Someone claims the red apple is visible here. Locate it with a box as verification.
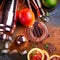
[19,8,35,27]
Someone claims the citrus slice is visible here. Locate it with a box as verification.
[50,55,60,60]
[27,48,44,60]
[43,50,49,60]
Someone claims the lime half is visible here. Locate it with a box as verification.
[42,0,57,8]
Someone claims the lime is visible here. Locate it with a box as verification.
[42,0,57,8]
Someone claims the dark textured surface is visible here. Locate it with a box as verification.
[46,1,60,26]
[0,53,27,60]
[0,0,60,60]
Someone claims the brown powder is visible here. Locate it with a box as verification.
[43,25,60,55]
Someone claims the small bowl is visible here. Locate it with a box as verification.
[26,21,48,43]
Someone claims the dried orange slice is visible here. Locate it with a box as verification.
[27,48,44,60]
[43,50,49,60]
[50,55,60,60]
